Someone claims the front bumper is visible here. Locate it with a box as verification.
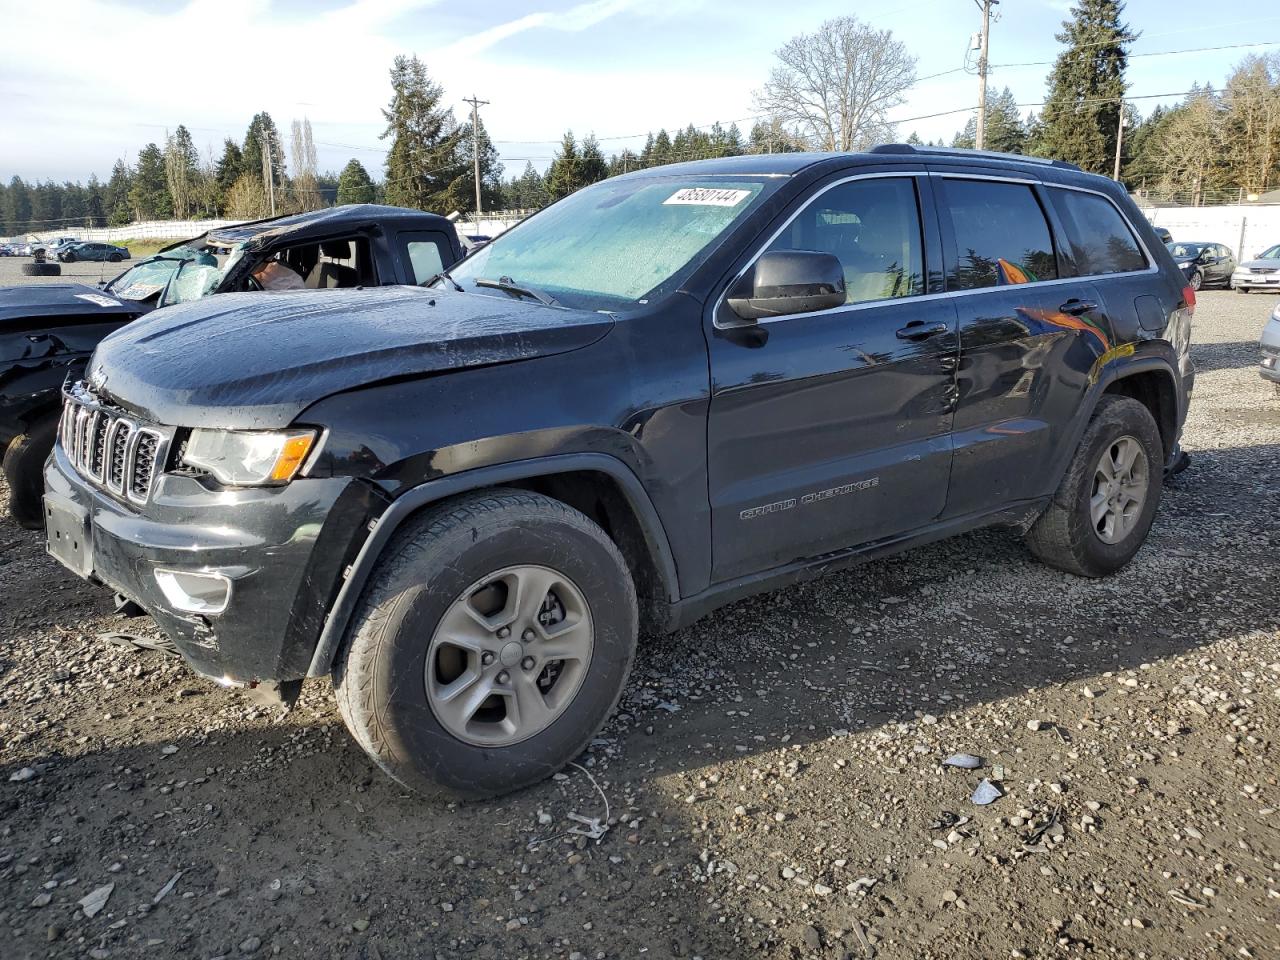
[45,442,378,683]
[1232,273,1280,291]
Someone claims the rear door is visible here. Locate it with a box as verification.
[934,172,1113,517]
[706,171,959,583]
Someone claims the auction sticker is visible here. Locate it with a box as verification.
[664,187,752,207]
[74,293,122,308]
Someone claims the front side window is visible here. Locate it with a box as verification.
[944,179,1058,289]
[764,177,924,304]
[446,176,782,312]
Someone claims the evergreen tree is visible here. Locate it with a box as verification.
[511,161,548,209]
[441,116,504,213]
[579,134,608,186]
[380,54,463,212]
[85,175,106,227]
[31,181,62,231]
[61,181,87,226]
[241,112,286,191]
[1032,0,1136,173]
[164,125,201,219]
[546,131,582,200]
[214,138,243,204]
[105,159,133,226]
[129,143,173,220]
[336,159,377,205]
[953,87,1026,153]
[3,176,32,234]
[905,131,923,145]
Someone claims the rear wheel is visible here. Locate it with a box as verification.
[3,415,59,529]
[334,489,638,799]
[108,253,122,262]
[1026,396,1163,578]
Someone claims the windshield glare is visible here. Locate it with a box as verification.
[1167,243,1204,259]
[107,243,245,304]
[447,177,780,311]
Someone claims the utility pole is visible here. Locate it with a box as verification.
[260,131,275,217]
[463,96,490,219]
[974,0,998,150]
[1113,104,1126,181]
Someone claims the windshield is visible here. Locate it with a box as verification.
[1257,244,1280,260]
[446,176,782,311]
[107,244,244,304]
[1167,243,1204,260]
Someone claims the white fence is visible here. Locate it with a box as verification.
[1137,204,1280,261]
[13,219,244,245]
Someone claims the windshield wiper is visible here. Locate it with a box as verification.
[426,269,464,292]
[475,276,560,307]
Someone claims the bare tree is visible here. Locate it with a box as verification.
[1223,54,1280,197]
[290,118,323,212]
[754,16,916,152]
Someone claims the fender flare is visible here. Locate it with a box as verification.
[1044,354,1183,494]
[306,451,680,677]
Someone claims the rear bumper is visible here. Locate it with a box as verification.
[45,442,380,683]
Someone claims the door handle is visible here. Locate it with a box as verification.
[1059,299,1098,316]
[896,322,949,340]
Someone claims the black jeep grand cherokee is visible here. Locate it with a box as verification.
[45,146,1195,798]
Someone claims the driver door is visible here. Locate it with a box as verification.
[705,173,958,583]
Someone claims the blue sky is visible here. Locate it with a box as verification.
[0,0,1274,185]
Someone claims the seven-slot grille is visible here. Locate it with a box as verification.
[60,393,167,504]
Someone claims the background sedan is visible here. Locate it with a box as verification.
[59,242,129,263]
[1166,241,1236,290]
[1231,243,1280,293]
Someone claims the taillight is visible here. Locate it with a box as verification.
[1182,284,1196,315]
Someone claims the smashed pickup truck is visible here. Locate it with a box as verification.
[1,204,463,527]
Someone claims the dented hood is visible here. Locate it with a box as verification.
[89,285,613,429]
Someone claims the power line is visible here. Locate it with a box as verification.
[993,38,1280,70]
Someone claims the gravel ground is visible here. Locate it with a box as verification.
[1,290,1278,960]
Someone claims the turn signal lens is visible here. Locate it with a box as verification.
[1182,284,1196,315]
[269,433,316,482]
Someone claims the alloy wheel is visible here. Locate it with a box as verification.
[1089,435,1149,544]
[424,564,593,747]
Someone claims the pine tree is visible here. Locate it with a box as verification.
[546,131,582,200]
[31,181,63,231]
[512,162,549,209]
[214,139,243,202]
[164,125,201,219]
[336,159,377,205]
[380,54,463,212]
[129,143,173,220]
[105,159,133,226]
[241,112,286,192]
[3,176,32,234]
[953,87,1026,153]
[1032,0,1136,173]
[441,116,504,213]
[579,134,608,186]
[85,175,106,227]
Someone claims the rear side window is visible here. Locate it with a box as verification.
[765,177,924,304]
[397,231,451,284]
[1049,189,1147,276]
[943,179,1058,289]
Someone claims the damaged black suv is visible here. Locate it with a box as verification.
[45,147,1195,798]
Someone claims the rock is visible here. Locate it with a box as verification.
[30,892,52,908]
[239,935,262,954]
[802,924,822,950]
[160,745,179,755]
[9,766,38,782]
[943,753,982,769]
[812,883,833,896]
[352,919,370,932]
[79,882,114,918]
[1026,720,1047,732]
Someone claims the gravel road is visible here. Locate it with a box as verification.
[1,290,1278,960]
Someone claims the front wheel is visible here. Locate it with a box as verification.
[3,416,60,529]
[1025,396,1163,578]
[334,489,638,799]
[1188,270,1203,291]
[62,251,76,263]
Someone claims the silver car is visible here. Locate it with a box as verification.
[1261,301,1280,392]
[1232,244,1280,293]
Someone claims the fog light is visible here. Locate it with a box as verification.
[154,568,232,615]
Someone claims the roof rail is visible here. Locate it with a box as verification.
[868,143,1083,172]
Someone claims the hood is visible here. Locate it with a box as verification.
[89,285,613,429]
[0,283,147,328]
[1236,258,1280,271]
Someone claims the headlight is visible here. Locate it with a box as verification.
[1177,262,1193,270]
[181,428,316,485]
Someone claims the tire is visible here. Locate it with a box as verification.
[62,251,76,263]
[1025,395,1163,578]
[3,415,59,530]
[1188,270,1203,291]
[334,488,638,799]
[108,253,122,262]
[20,262,60,277]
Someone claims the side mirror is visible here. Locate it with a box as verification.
[726,250,846,322]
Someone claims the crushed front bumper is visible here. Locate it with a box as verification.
[44,442,378,683]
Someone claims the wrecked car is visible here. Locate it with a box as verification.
[2,204,464,526]
[45,146,1193,799]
